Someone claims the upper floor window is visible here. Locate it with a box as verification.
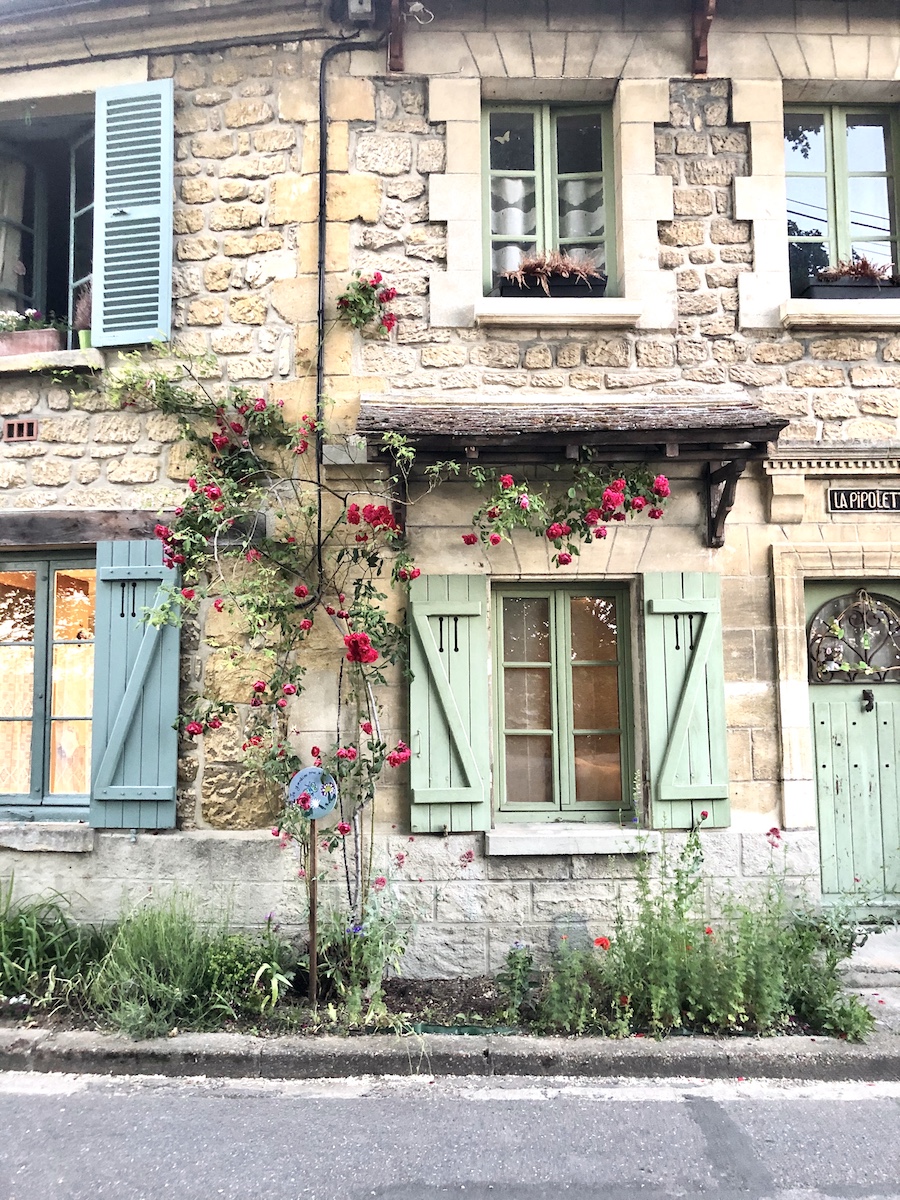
[482,104,614,296]
[0,80,174,347]
[784,106,899,297]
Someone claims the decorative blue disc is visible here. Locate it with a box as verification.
[288,767,338,819]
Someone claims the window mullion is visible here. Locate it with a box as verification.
[30,563,50,801]
[542,106,556,254]
[831,107,850,264]
[554,591,574,811]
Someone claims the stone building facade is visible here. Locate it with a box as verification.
[1,0,899,975]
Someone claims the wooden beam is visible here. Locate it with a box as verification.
[692,0,716,75]
[388,0,404,71]
[707,458,746,549]
[0,510,175,547]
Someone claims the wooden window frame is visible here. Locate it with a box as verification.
[481,102,616,296]
[492,584,634,824]
[785,104,900,288]
[0,551,95,818]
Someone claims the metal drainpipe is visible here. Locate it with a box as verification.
[315,32,388,578]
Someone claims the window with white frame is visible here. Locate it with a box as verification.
[482,104,615,295]
[784,106,900,297]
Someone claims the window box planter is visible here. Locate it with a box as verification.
[800,279,900,301]
[495,274,607,299]
[0,329,65,356]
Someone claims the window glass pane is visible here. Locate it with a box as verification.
[505,734,553,804]
[503,597,550,662]
[73,133,94,213]
[51,644,94,717]
[848,176,892,239]
[574,734,621,804]
[789,241,829,294]
[0,645,34,716]
[846,115,891,174]
[53,569,95,640]
[48,719,91,795]
[72,209,93,287]
[0,571,37,641]
[556,114,603,175]
[504,666,551,730]
[0,722,32,793]
[492,241,537,278]
[850,240,895,269]
[572,664,620,730]
[490,176,537,237]
[489,112,535,172]
[786,176,829,239]
[558,178,605,240]
[784,114,826,173]
[570,596,618,661]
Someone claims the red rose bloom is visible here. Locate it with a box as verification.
[499,474,515,489]
[462,533,478,545]
[344,632,378,664]
[557,552,573,565]
[489,533,502,546]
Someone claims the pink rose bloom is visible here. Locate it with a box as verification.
[557,552,573,565]
[518,494,530,510]
[489,533,502,546]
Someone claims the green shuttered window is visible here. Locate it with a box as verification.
[0,541,178,828]
[0,80,173,346]
[410,573,729,834]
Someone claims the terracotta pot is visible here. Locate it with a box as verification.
[0,328,65,356]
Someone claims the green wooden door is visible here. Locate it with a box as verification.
[807,581,900,906]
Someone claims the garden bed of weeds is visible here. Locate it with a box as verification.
[2,833,891,1043]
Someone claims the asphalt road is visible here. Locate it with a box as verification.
[1,1073,900,1200]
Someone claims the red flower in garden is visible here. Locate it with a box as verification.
[700,810,709,820]
[211,433,230,450]
[377,287,397,303]
[344,631,378,664]
[253,398,267,412]
[252,680,267,693]
[651,474,671,498]
[705,926,714,936]
[372,876,387,891]
[337,746,358,761]
[612,478,626,490]
[462,533,478,545]
[207,717,222,730]
[557,553,573,565]
[347,504,361,525]
[213,598,224,612]
[489,533,502,546]
[325,605,336,615]
[499,474,515,489]
[299,619,313,631]
[310,746,320,757]
[486,506,500,520]
[185,721,204,737]
[297,791,312,811]
[547,523,565,540]
[294,583,309,598]
[204,484,222,500]
[380,312,397,333]
[154,524,171,541]
[188,477,198,492]
[594,936,611,951]
[337,821,351,836]
[276,698,287,709]
[766,826,782,848]
[387,741,412,768]
[361,721,373,735]
[630,496,647,511]
[594,527,608,540]
[283,684,298,695]
[181,588,195,601]
[648,508,664,520]
[584,510,601,526]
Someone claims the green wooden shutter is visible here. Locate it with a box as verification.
[89,540,179,829]
[408,574,491,834]
[92,79,174,346]
[642,572,729,829]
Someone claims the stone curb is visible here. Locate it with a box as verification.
[2,1028,900,1082]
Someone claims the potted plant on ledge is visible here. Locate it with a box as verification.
[801,255,900,300]
[0,309,66,357]
[495,250,607,298]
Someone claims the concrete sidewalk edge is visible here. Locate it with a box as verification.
[2,1028,900,1081]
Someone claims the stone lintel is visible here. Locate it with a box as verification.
[0,349,104,377]
[781,301,900,330]
[474,299,643,329]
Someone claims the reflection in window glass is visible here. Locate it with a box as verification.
[784,114,826,173]
[846,115,890,174]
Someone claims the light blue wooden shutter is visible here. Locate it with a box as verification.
[92,80,174,346]
[642,572,730,829]
[409,575,491,834]
[90,540,179,829]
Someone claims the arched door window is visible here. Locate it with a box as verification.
[808,589,900,683]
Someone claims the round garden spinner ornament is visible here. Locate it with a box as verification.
[288,766,338,819]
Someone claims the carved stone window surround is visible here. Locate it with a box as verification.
[764,450,900,523]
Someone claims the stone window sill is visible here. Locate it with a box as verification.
[780,300,900,331]
[0,349,104,377]
[485,824,660,857]
[474,298,643,329]
[0,821,94,853]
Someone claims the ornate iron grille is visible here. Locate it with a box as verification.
[808,589,900,684]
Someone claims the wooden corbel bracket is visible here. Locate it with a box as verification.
[388,0,404,71]
[692,0,716,76]
[706,457,746,549]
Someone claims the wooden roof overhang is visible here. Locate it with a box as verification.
[357,396,789,548]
